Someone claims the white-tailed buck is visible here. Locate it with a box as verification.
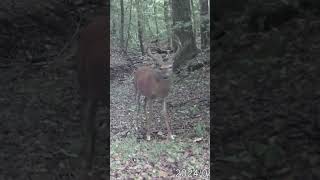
[133,65,174,140]
[133,40,181,140]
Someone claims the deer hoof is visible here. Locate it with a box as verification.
[169,135,175,140]
[146,135,151,141]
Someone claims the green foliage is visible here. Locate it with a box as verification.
[111,136,138,160]
[194,122,206,137]
[190,104,199,114]
[111,0,202,50]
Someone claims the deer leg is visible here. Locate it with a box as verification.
[137,92,141,114]
[162,99,174,140]
[133,79,140,113]
[145,98,153,141]
[134,84,136,100]
[138,96,147,134]
[80,97,98,170]
[134,90,140,131]
[143,96,147,115]
[134,78,143,114]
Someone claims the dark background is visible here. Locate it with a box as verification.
[212,0,320,179]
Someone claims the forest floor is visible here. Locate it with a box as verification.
[110,49,210,179]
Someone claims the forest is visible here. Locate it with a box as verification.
[110,0,210,179]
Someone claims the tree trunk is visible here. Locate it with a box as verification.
[112,20,116,36]
[164,0,171,49]
[171,0,199,71]
[153,0,159,40]
[208,0,210,20]
[169,0,173,49]
[190,0,197,39]
[199,0,209,49]
[136,0,144,55]
[125,0,133,53]
[147,18,153,37]
[120,0,124,50]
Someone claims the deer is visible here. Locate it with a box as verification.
[76,14,108,173]
[133,39,181,141]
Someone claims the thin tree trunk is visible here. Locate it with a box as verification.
[169,0,173,49]
[153,0,159,40]
[120,0,124,50]
[208,0,210,20]
[136,0,144,55]
[147,18,153,37]
[125,0,133,53]
[199,0,209,49]
[190,0,197,39]
[164,0,170,49]
[112,20,116,35]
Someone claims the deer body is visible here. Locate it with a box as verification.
[134,66,174,140]
[76,15,108,170]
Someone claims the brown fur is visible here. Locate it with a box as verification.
[133,66,173,140]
